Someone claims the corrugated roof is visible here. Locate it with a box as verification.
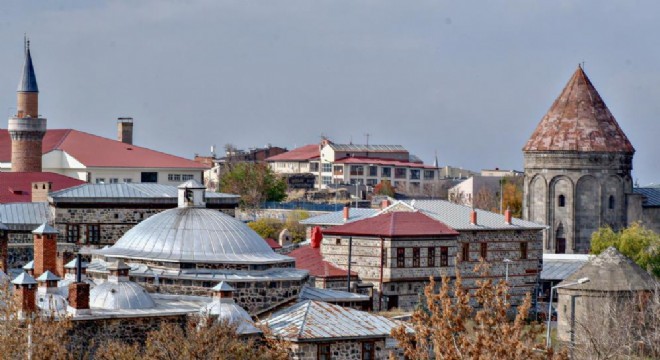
[266,144,319,161]
[289,245,357,278]
[334,156,435,169]
[541,256,590,281]
[0,129,209,169]
[49,183,237,201]
[634,187,660,207]
[263,300,408,341]
[299,208,377,226]
[323,211,459,238]
[299,286,370,302]
[523,66,634,153]
[328,144,407,153]
[0,172,86,203]
[0,202,50,229]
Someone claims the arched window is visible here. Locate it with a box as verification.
[558,194,565,207]
[609,195,615,210]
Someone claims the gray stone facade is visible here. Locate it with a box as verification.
[289,339,401,360]
[523,151,634,254]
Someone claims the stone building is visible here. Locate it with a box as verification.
[87,180,309,314]
[556,247,658,345]
[312,201,544,311]
[523,66,636,254]
[261,300,409,360]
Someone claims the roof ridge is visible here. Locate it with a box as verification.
[298,300,312,339]
[52,129,73,150]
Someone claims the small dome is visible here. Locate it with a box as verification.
[200,301,261,335]
[95,207,293,264]
[89,281,155,310]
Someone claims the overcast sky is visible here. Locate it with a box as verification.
[1,1,658,184]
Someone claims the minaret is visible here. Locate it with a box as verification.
[8,38,47,172]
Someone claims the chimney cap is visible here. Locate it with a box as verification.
[64,258,88,269]
[22,260,34,270]
[12,272,37,285]
[212,281,234,292]
[36,270,60,282]
[32,222,59,235]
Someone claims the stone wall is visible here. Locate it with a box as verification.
[289,339,401,360]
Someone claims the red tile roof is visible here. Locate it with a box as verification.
[0,129,209,169]
[523,66,635,153]
[264,238,282,250]
[323,211,459,238]
[334,156,436,169]
[265,144,319,161]
[0,172,86,203]
[289,245,357,278]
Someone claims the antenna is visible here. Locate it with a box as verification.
[364,133,371,146]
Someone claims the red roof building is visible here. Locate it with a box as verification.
[0,172,85,203]
[288,245,358,288]
[265,144,319,162]
[323,211,459,238]
[264,238,282,250]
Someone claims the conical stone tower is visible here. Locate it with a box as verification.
[522,66,635,254]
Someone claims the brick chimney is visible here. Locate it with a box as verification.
[504,207,512,225]
[32,223,59,278]
[117,117,133,145]
[67,254,90,315]
[36,270,60,295]
[31,181,52,202]
[0,223,8,274]
[470,209,478,225]
[343,205,350,222]
[310,226,322,249]
[380,199,391,209]
[211,281,235,303]
[56,250,75,278]
[12,272,37,318]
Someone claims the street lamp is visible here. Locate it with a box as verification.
[503,258,512,304]
[545,277,590,349]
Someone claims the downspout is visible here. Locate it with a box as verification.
[379,237,384,311]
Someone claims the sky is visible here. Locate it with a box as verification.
[0,1,658,184]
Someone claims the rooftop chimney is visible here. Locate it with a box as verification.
[117,117,133,145]
[504,207,512,225]
[31,181,51,202]
[310,226,322,249]
[67,254,90,315]
[211,281,235,303]
[12,272,37,318]
[470,209,478,226]
[36,270,60,295]
[56,250,75,278]
[32,223,59,278]
[380,199,391,209]
[343,205,350,222]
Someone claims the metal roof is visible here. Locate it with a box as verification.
[300,208,377,226]
[90,281,156,310]
[0,202,50,229]
[49,183,238,202]
[212,281,235,292]
[12,272,37,285]
[541,254,590,281]
[200,299,261,334]
[634,187,660,207]
[328,144,407,153]
[36,270,60,281]
[18,46,38,92]
[263,300,409,341]
[299,286,370,303]
[32,222,59,235]
[95,207,294,265]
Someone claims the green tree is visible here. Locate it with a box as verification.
[219,163,287,209]
[591,223,660,277]
[374,180,396,197]
[284,210,310,243]
[248,218,284,240]
[501,177,523,218]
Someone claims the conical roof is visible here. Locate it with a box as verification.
[17,45,38,93]
[33,223,59,235]
[523,66,634,153]
[560,247,657,292]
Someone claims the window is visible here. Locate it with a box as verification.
[333,165,344,175]
[558,194,565,207]
[440,247,448,267]
[461,243,470,262]
[366,179,377,186]
[410,169,420,180]
[182,174,194,181]
[87,225,101,244]
[109,178,119,184]
[412,248,420,267]
[66,225,80,243]
[394,168,407,179]
[168,174,181,182]
[310,162,319,172]
[322,176,332,185]
[123,178,132,183]
[350,165,364,176]
[368,166,378,177]
[520,242,528,260]
[427,247,435,267]
[318,344,331,360]
[141,172,158,183]
[396,248,405,268]
[381,167,392,177]
[423,170,435,180]
[362,342,375,360]
[95,178,105,184]
[480,243,488,260]
[609,195,615,210]
[322,163,332,172]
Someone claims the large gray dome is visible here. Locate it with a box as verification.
[96,208,292,264]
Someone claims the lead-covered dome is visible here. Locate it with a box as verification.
[90,281,156,310]
[96,207,293,265]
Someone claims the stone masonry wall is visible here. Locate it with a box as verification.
[289,339,400,360]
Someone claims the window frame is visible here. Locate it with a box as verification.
[66,225,80,243]
[480,243,488,260]
[520,242,528,260]
[427,247,435,267]
[361,341,375,360]
[87,224,101,244]
[412,248,420,267]
[461,243,470,262]
[318,343,331,360]
[396,248,405,268]
[440,246,448,267]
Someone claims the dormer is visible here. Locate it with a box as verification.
[177,179,206,208]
